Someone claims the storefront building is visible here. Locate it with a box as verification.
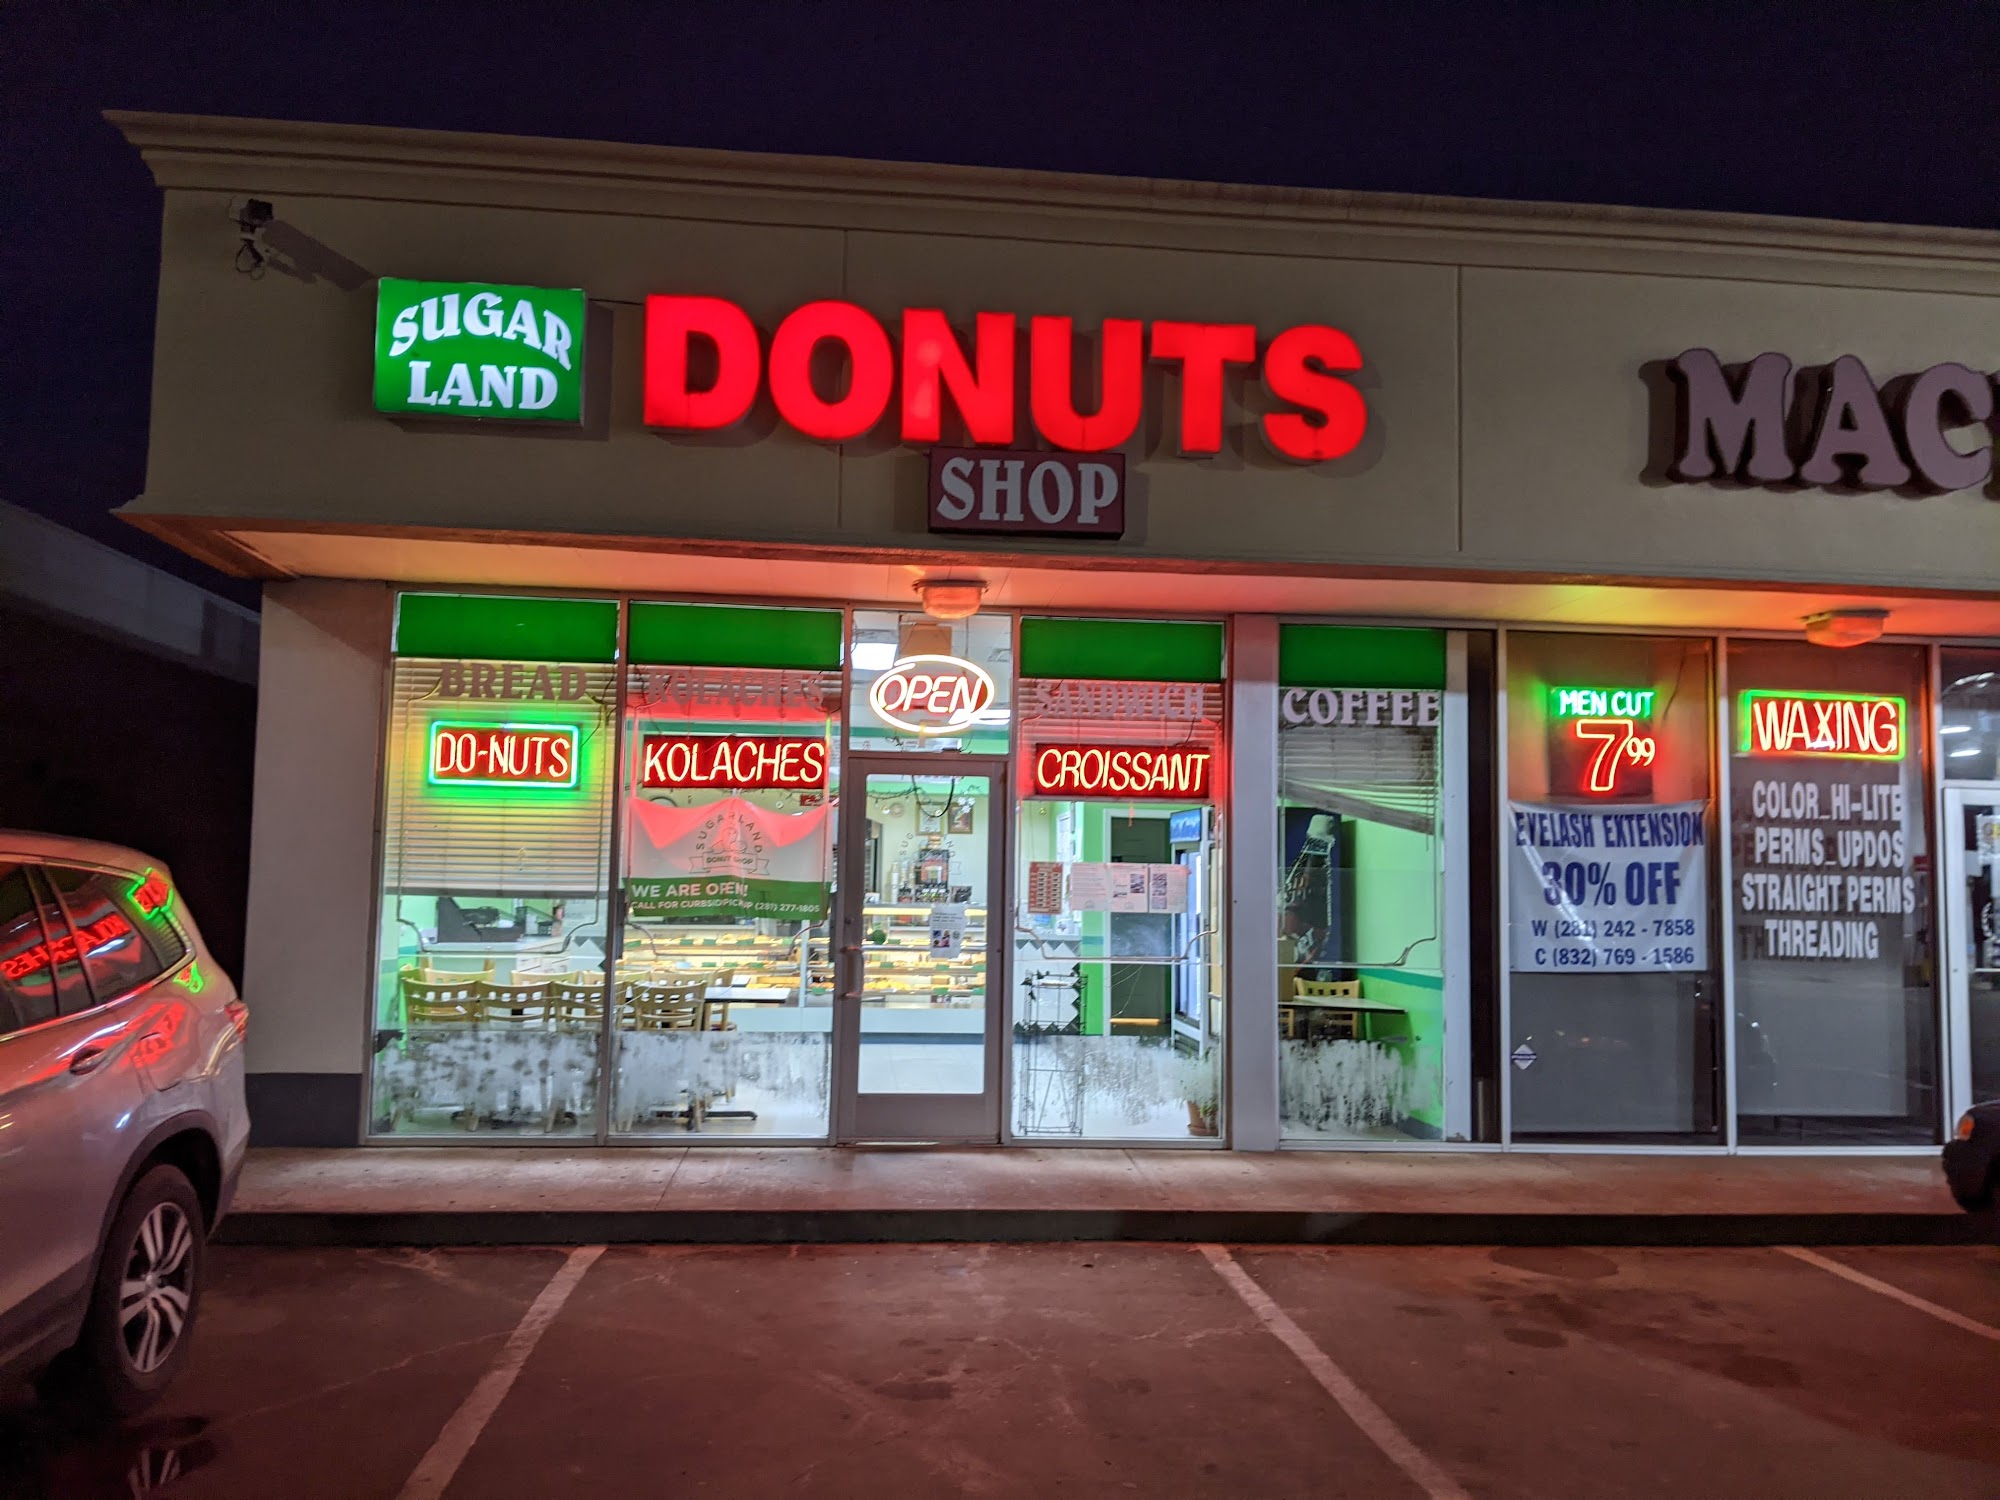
[109,112,2000,1151]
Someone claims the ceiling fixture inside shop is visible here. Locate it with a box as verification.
[916,578,986,620]
[1803,607,1889,648]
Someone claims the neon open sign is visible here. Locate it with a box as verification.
[428,723,580,787]
[1740,691,1905,760]
[1031,744,1215,800]
[640,734,829,790]
[867,655,997,737]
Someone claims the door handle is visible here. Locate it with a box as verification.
[69,1045,110,1076]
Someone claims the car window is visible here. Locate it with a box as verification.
[44,863,189,1008]
[0,863,95,1032]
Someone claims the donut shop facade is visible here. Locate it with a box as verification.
[110,111,2000,1151]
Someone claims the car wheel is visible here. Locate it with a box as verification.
[1955,1171,1998,1214]
[45,1164,207,1416]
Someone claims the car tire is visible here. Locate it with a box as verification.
[41,1164,207,1417]
[1954,1175,1997,1213]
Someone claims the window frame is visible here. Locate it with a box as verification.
[40,859,195,1015]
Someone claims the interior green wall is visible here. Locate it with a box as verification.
[1081,808,1108,1035]
[1349,817,1445,1131]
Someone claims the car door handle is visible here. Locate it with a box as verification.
[69,1044,110,1075]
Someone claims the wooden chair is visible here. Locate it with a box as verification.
[479,976,556,1026]
[700,969,740,1032]
[1284,977,1363,1042]
[1293,978,1362,1001]
[620,978,708,1031]
[549,971,607,1028]
[401,973,485,1026]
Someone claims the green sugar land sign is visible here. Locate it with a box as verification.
[375,279,586,422]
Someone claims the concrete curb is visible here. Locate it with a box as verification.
[212,1208,1999,1249]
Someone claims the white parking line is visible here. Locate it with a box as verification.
[397,1244,606,1500]
[1200,1245,1470,1500]
[1779,1245,2000,1344]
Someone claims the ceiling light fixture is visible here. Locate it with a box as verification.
[916,578,986,621]
[1802,607,1889,648]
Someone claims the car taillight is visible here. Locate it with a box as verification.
[225,999,249,1040]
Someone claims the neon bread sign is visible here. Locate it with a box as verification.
[643,297,1366,460]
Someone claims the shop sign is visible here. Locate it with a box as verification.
[1508,801,1708,972]
[1031,744,1215,799]
[1280,688,1441,728]
[1739,691,1905,760]
[928,449,1125,537]
[867,655,997,736]
[625,797,831,922]
[1664,349,1998,494]
[375,278,585,423]
[639,733,829,791]
[643,295,1367,460]
[1021,679,1214,723]
[427,722,579,787]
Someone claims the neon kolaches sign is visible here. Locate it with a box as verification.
[642,296,1367,460]
[640,734,829,791]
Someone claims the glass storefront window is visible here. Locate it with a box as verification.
[1505,632,1721,1141]
[613,659,841,1135]
[1728,640,1937,1143]
[1009,617,1226,1142]
[369,595,620,1136]
[1943,648,2000,783]
[1276,627,1453,1142]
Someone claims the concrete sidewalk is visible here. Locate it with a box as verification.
[216,1147,1994,1247]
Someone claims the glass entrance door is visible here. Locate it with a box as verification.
[833,757,1005,1141]
[1947,787,2000,1116]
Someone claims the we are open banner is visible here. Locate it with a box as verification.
[625,797,830,922]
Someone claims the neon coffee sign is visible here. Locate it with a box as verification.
[1739,691,1905,760]
[428,723,580,787]
[867,655,997,737]
[640,734,829,790]
[1031,744,1215,800]
[643,296,1366,460]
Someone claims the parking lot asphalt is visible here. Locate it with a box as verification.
[2,1240,1996,1498]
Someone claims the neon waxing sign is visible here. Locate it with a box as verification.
[640,734,830,791]
[866,655,997,737]
[375,279,586,422]
[643,296,1367,460]
[428,722,580,787]
[1549,685,1659,797]
[1739,691,1906,760]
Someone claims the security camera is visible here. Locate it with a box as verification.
[237,198,274,232]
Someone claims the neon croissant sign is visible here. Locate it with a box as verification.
[642,297,1367,460]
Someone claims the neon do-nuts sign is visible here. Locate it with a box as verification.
[1032,744,1215,800]
[640,734,829,790]
[428,723,580,787]
[1740,692,1905,760]
[867,655,997,736]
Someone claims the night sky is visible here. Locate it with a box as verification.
[6,1,1997,606]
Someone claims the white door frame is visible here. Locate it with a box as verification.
[1943,782,2000,1120]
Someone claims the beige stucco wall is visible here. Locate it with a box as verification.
[115,113,2000,594]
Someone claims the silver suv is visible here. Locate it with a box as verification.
[0,833,248,1413]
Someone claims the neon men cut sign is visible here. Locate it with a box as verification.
[428,723,580,787]
[867,655,997,737]
[1740,691,1905,760]
[1549,685,1658,797]
[643,296,1367,460]
[1032,745,1215,800]
[640,734,829,791]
